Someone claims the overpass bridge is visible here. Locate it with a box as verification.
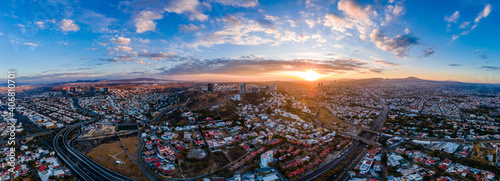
[18,131,56,145]
[341,133,382,147]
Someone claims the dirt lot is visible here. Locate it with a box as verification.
[86,136,148,181]
[213,151,230,166]
[181,90,226,109]
[470,145,494,165]
[228,146,247,161]
[180,156,216,178]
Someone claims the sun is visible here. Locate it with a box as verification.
[297,70,322,81]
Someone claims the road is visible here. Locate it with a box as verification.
[53,98,134,181]
[136,134,156,181]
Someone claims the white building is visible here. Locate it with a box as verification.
[233,94,241,101]
[260,150,273,168]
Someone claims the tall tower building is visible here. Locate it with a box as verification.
[260,150,273,168]
[240,83,246,95]
[207,83,214,92]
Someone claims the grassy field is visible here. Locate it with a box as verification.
[318,107,344,127]
[86,136,148,181]
[179,90,227,110]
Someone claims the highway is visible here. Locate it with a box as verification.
[299,89,389,181]
[53,98,134,181]
[332,90,389,181]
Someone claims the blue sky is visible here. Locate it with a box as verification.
[0,0,498,84]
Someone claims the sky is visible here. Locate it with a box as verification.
[0,0,499,84]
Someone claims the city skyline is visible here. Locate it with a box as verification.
[0,0,499,84]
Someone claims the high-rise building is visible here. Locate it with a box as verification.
[240,83,246,95]
[260,150,273,168]
[207,83,214,92]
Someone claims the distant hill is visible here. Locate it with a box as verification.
[101,77,166,82]
[345,76,500,88]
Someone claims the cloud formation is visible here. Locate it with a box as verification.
[138,51,178,61]
[58,19,80,32]
[375,60,400,67]
[110,37,131,45]
[189,15,280,48]
[444,11,460,23]
[451,4,491,41]
[337,0,373,23]
[480,66,500,71]
[158,57,381,75]
[212,0,259,7]
[134,10,163,33]
[164,0,208,21]
[370,29,419,57]
[423,47,435,57]
[179,24,200,32]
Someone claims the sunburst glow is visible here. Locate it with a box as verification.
[297,70,322,81]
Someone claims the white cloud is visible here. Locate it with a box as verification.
[23,42,39,47]
[265,14,279,21]
[305,18,320,28]
[444,11,459,23]
[179,24,200,32]
[134,10,163,33]
[213,0,259,7]
[459,21,470,29]
[190,15,280,48]
[312,34,326,42]
[35,21,45,29]
[337,0,374,23]
[58,19,80,32]
[58,41,68,45]
[164,0,208,21]
[451,4,491,41]
[475,4,491,23]
[392,5,404,16]
[109,46,133,52]
[323,13,353,32]
[404,28,410,34]
[110,37,131,45]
